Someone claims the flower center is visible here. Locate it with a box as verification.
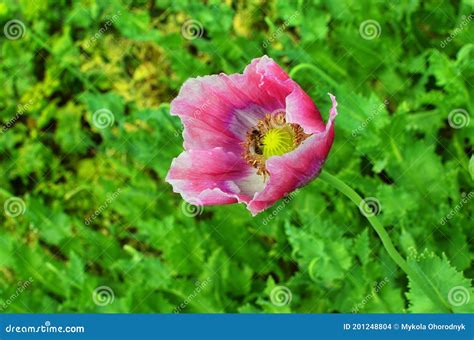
[262,127,295,158]
[242,112,309,178]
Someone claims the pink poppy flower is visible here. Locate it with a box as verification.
[166,56,338,215]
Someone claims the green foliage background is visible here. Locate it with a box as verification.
[0,0,473,313]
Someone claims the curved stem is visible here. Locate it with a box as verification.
[289,63,339,89]
[319,170,452,312]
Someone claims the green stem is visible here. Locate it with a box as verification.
[319,170,452,312]
[289,63,339,89]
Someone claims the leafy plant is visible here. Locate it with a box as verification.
[0,0,472,313]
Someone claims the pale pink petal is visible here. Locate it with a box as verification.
[285,86,326,134]
[166,147,264,206]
